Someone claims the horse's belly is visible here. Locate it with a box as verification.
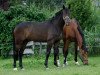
[69,37,76,42]
[28,33,48,42]
[32,38,47,42]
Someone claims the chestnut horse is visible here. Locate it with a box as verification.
[63,18,88,66]
[13,5,70,70]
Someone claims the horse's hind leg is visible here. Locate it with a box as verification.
[13,48,18,70]
[19,48,23,69]
[74,43,80,65]
[13,44,21,70]
[19,41,27,70]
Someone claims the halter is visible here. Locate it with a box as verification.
[63,16,71,26]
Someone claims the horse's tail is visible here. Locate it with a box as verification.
[12,29,18,60]
[76,20,88,51]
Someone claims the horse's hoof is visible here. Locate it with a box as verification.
[63,62,68,67]
[44,64,48,69]
[63,64,68,67]
[54,62,58,67]
[46,68,49,70]
[13,68,18,71]
[63,64,65,67]
[57,66,60,68]
[57,60,60,67]
[75,62,80,65]
[21,68,25,70]
[66,62,68,65]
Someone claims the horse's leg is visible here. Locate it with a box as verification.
[13,43,21,70]
[53,41,60,67]
[74,43,80,65]
[19,41,27,70]
[63,40,69,67]
[13,37,18,70]
[44,43,52,68]
[13,47,18,70]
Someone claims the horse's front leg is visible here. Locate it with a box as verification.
[53,41,60,67]
[63,40,69,67]
[74,43,80,65]
[44,44,52,68]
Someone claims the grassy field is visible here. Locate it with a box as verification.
[0,55,100,75]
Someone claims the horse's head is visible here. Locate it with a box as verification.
[50,5,71,30]
[62,5,71,25]
[79,47,88,65]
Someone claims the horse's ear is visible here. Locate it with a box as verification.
[63,5,65,9]
[68,4,71,9]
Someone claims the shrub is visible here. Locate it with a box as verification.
[66,0,96,30]
[0,4,48,57]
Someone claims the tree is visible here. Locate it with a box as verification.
[66,0,95,30]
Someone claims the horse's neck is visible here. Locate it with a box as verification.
[74,28,83,45]
[53,17,64,32]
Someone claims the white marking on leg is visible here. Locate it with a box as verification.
[13,68,18,71]
[63,60,68,67]
[65,58,68,65]
[77,46,79,51]
[57,60,60,67]
[21,68,25,70]
[75,62,80,65]
[46,68,49,70]
[63,64,65,67]
[66,61,68,65]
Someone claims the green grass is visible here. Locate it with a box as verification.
[0,55,100,75]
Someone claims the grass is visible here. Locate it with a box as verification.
[0,55,100,75]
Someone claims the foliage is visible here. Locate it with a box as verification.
[10,0,65,9]
[65,0,100,55]
[0,4,50,57]
[0,0,99,57]
[66,0,96,30]
[85,24,100,55]
[84,2,100,55]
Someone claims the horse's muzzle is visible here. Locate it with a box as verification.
[83,60,88,65]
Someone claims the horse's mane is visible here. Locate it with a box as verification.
[75,20,88,51]
[50,9,62,22]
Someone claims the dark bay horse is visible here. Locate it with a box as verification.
[13,5,70,70]
[63,18,88,67]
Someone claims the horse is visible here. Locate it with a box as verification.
[63,18,88,67]
[13,5,70,70]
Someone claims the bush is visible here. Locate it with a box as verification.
[85,24,100,55]
[0,1,99,57]
[66,0,96,30]
[0,4,49,57]
[65,0,100,55]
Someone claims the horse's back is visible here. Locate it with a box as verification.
[13,22,33,42]
[14,21,33,33]
[14,21,51,42]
